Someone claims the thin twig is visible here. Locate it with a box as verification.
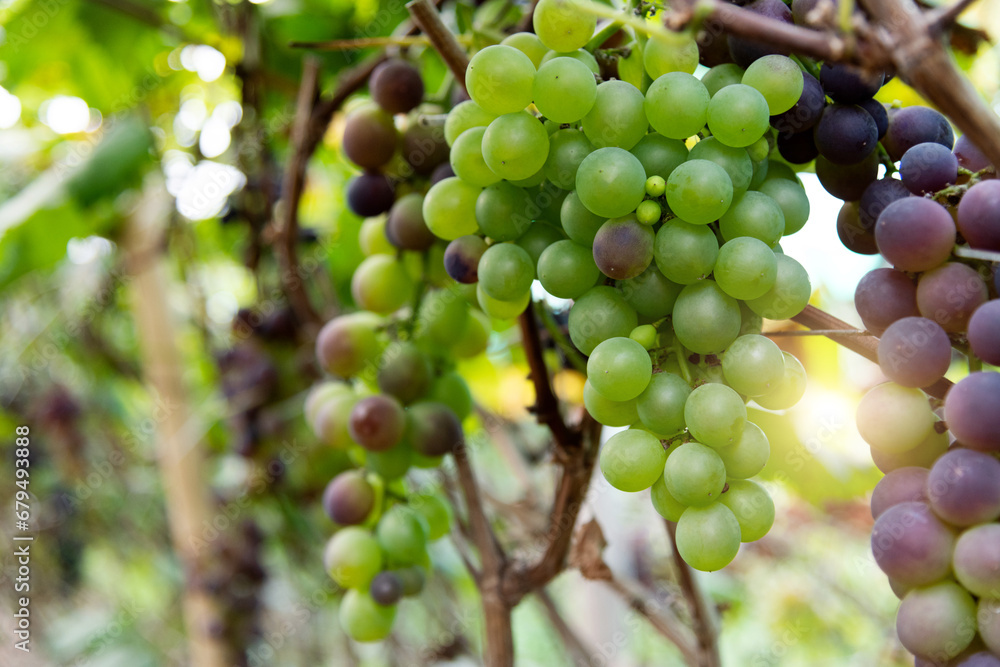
[764,327,871,337]
[407,0,471,89]
[535,589,596,665]
[290,35,473,50]
[602,576,701,665]
[926,0,981,34]
[664,520,721,667]
[519,300,579,453]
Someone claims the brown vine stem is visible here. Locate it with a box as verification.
[665,520,721,667]
[535,588,595,665]
[602,576,702,664]
[519,301,579,453]
[289,35,472,50]
[407,0,471,90]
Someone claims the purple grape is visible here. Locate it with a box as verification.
[370,571,404,605]
[858,98,889,139]
[859,177,911,231]
[955,652,1000,667]
[377,343,432,405]
[877,317,952,388]
[871,466,929,519]
[883,106,955,161]
[770,71,825,136]
[370,59,425,115]
[323,471,375,525]
[954,134,993,172]
[871,501,956,587]
[953,523,1000,597]
[901,142,959,195]
[342,107,399,170]
[968,300,1000,366]
[592,216,654,280]
[443,235,487,284]
[777,130,819,164]
[896,581,977,662]
[838,201,878,255]
[349,394,406,452]
[727,0,793,68]
[386,193,436,251]
[957,180,1000,251]
[926,448,1000,525]
[916,262,988,333]
[405,402,464,457]
[944,372,1000,452]
[814,104,879,165]
[980,601,1000,657]
[430,161,456,185]
[870,429,948,474]
[875,198,956,272]
[820,62,884,104]
[816,152,879,201]
[402,122,449,176]
[347,172,395,217]
[855,268,920,335]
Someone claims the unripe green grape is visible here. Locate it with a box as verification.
[744,253,811,320]
[588,337,653,401]
[747,135,771,163]
[476,181,533,241]
[631,133,688,180]
[684,383,747,448]
[450,126,501,187]
[313,392,359,450]
[540,49,600,74]
[516,221,565,267]
[763,160,799,183]
[722,334,785,397]
[359,216,393,256]
[411,493,452,541]
[325,527,382,589]
[702,63,745,97]
[599,429,667,492]
[544,129,595,190]
[533,56,598,123]
[665,442,727,506]
[740,301,764,335]
[621,264,682,319]
[645,175,666,197]
[416,288,469,346]
[651,474,688,521]
[671,280,741,355]
[584,379,639,427]
[753,352,807,410]
[714,237,779,300]
[636,200,661,225]
[428,371,473,421]
[688,137,753,194]
[340,589,396,642]
[454,309,491,358]
[582,80,648,150]
[445,100,496,146]
[758,177,810,236]
[478,242,534,301]
[482,111,550,181]
[707,84,770,148]
[629,324,658,350]
[560,191,606,246]
[642,31,698,78]
[576,147,647,218]
[636,372,691,436]
[568,285,638,355]
[856,382,935,454]
[305,381,353,426]
[719,479,774,542]
[537,239,600,299]
[644,72,709,140]
[719,190,785,246]
[423,177,481,240]
[466,45,536,116]
[675,503,741,571]
[717,422,770,479]
[377,506,428,566]
[378,342,432,405]
[350,255,414,315]
[533,0,596,52]
[366,445,412,480]
[501,32,547,68]
[653,220,719,285]
[741,55,803,115]
[665,159,734,224]
[477,283,530,320]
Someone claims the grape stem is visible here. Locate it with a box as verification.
[673,337,694,385]
[536,303,588,374]
[407,0,471,90]
[288,35,473,50]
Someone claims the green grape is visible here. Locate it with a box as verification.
[762,160,800,183]
[636,372,691,436]
[450,127,501,187]
[665,159,734,224]
[313,392,359,450]
[629,324,658,350]
[644,72,709,140]
[672,280,741,355]
[653,220,719,284]
[588,336,653,401]
[621,264,682,319]
[482,112,550,181]
[478,242,535,301]
[702,63,745,97]
[719,479,774,542]
[665,442,727,506]
[428,371,473,420]
[501,31,548,68]
[636,200,661,225]
[509,167,546,188]
[584,379,639,426]
[516,220,565,267]
[537,239,600,299]
[423,177,481,240]
[599,429,667,492]
[651,474,688,521]
[533,0,596,52]
[477,283,530,320]
[688,137,753,194]
[411,493,452,541]
[706,84,770,148]
[722,334,784,397]
[675,503,741,571]
[714,237,779,300]
[544,129,595,190]
[466,45,536,116]
[645,175,666,197]
[533,56,598,123]
[684,383,747,448]
[305,381,354,426]
[643,31,699,78]
[377,506,428,566]
[575,147,647,218]
[758,177,810,235]
[532,181,570,226]
[444,100,496,147]
[417,288,469,346]
[366,445,413,480]
[741,55,803,115]
[560,191,606,246]
[454,309,491,358]
[747,135,771,163]
[340,589,397,642]
[719,190,785,246]
[717,422,770,479]
[359,217,393,256]
[476,181,533,241]
[753,352,807,410]
[631,133,688,180]
[582,80,649,150]
[568,285,638,355]
[744,253,811,320]
[540,48,600,74]
[351,255,414,314]
[316,313,384,379]
[740,301,764,335]
[324,527,383,589]
[856,382,935,453]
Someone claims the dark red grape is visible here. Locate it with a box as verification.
[855,268,920,334]
[443,235,487,284]
[968,300,1000,366]
[727,0,793,68]
[371,59,425,115]
[377,343,432,405]
[349,394,406,452]
[954,134,993,172]
[875,198,955,272]
[957,181,1000,251]
[859,177,911,231]
[870,429,948,474]
[900,142,959,195]
[816,152,878,200]
[955,652,1000,667]
[814,104,879,165]
[837,201,878,255]
[858,98,888,139]
[342,107,398,169]
[405,402,464,456]
[386,193,436,251]
[696,25,734,67]
[820,62,884,104]
[323,471,374,525]
[926,447,1000,525]
[593,215,654,280]
[944,372,1000,452]
[347,172,395,217]
[871,466,929,519]
[882,106,955,161]
[916,262,988,333]
[402,121,449,175]
[770,71,825,136]
[430,161,456,185]
[877,317,952,388]
[777,130,819,164]
[871,501,955,587]
[370,571,404,605]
